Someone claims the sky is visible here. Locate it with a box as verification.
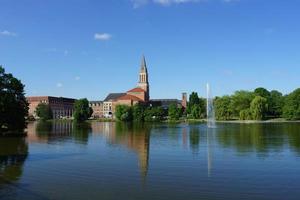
[1,0,300,100]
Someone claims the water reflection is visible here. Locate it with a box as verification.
[2,121,300,199]
[91,122,151,182]
[0,137,28,188]
[217,123,300,156]
[27,121,91,145]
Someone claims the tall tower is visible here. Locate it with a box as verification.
[138,55,149,101]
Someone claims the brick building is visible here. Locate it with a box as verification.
[27,96,76,119]
[89,55,187,118]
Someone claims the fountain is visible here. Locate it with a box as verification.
[206,83,216,128]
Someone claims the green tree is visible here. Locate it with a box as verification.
[35,103,52,120]
[254,87,270,99]
[239,109,252,120]
[215,96,232,120]
[0,66,28,133]
[168,103,182,120]
[187,92,206,119]
[144,106,165,122]
[73,98,92,122]
[269,90,284,117]
[250,96,268,120]
[191,104,201,119]
[115,105,133,122]
[132,104,145,122]
[283,88,300,120]
[230,90,255,118]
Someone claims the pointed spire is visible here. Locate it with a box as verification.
[140,54,147,73]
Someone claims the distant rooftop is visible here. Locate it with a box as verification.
[104,93,126,101]
[127,87,145,93]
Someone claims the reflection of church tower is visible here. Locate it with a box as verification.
[138,133,150,182]
[138,55,150,102]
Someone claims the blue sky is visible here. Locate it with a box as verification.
[1,0,300,100]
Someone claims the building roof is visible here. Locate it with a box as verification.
[117,94,143,101]
[26,96,76,102]
[127,87,145,93]
[89,100,103,104]
[104,93,126,101]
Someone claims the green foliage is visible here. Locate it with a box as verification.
[168,103,182,120]
[250,96,268,120]
[283,88,300,120]
[0,66,28,133]
[254,87,270,99]
[36,103,52,120]
[132,104,145,122]
[191,104,201,119]
[269,90,284,117]
[73,98,92,122]
[115,105,133,122]
[144,106,165,122]
[215,96,232,120]
[187,92,206,119]
[239,109,252,120]
[230,90,255,117]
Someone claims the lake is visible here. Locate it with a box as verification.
[1,121,300,200]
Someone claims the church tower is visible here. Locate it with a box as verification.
[138,55,149,101]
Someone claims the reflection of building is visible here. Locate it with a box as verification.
[27,121,90,145]
[27,96,76,119]
[91,122,150,180]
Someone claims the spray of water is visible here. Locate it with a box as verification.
[206,83,216,128]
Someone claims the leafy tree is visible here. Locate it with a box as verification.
[191,104,201,119]
[73,98,92,122]
[132,104,145,122]
[168,103,182,120]
[144,106,165,122]
[215,96,232,120]
[269,90,284,117]
[250,96,268,120]
[283,88,300,120]
[36,103,52,120]
[115,105,133,122]
[0,66,28,133]
[230,90,255,117]
[187,92,206,119]
[254,87,270,99]
[239,109,252,120]
[189,92,200,106]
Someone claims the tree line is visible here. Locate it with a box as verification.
[214,87,300,120]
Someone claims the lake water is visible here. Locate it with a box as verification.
[1,121,300,200]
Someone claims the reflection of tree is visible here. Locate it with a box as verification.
[285,124,300,155]
[189,126,200,153]
[0,137,28,186]
[72,122,92,144]
[217,123,293,156]
[27,121,91,145]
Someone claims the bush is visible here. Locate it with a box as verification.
[115,105,133,122]
[36,103,52,120]
[144,107,165,122]
[168,103,182,120]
